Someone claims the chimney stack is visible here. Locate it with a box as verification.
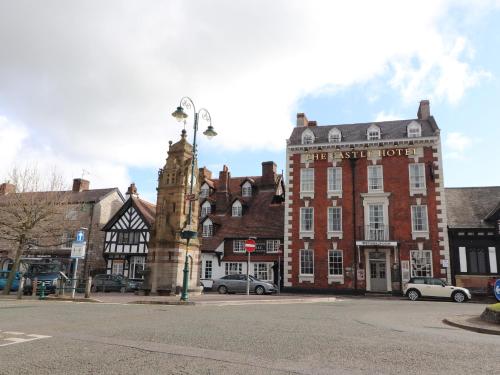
[126,183,139,198]
[72,178,90,193]
[199,166,212,180]
[261,161,277,188]
[218,165,230,193]
[296,113,309,127]
[0,182,16,195]
[417,100,430,120]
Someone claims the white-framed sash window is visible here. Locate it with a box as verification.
[409,163,426,191]
[368,165,383,192]
[225,262,243,275]
[233,240,245,253]
[327,167,342,193]
[300,168,314,193]
[300,207,314,233]
[300,249,314,276]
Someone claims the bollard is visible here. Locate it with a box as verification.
[85,276,92,299]
[39,282,46,300]
[16,277,25,300]
[32,278,38,297]
[55,279,60,297]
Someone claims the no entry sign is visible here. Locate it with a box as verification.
[245,239,256,253]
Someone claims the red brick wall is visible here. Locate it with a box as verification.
[287,145,443,290]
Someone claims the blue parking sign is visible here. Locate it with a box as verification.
[495,279,500,302]
[76,230,85,243]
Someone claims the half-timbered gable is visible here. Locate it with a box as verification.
[102,189,155,279]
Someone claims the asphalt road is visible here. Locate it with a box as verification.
[0,297,498,374]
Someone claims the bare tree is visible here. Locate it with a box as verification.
[0,166,79,295]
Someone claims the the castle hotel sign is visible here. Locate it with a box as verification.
[305,147,417,161]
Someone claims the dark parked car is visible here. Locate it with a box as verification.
[91,274,140,293]
[212,274,277,295]
[24,272,61,295]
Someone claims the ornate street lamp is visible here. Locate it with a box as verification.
[172,97,217,302]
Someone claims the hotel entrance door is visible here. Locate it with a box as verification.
[369,251,387,292]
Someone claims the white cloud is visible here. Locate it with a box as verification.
[444,131,480,159]
[374,111,402,122]
[0,1,495,188]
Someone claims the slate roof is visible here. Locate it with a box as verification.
[199,174,284,252]
[445,187,500,228]
[0,188,122,205]
[288,118,438,145]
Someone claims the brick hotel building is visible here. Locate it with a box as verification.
[283,100,450,293]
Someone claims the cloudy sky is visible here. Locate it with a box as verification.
[1,1,499,202]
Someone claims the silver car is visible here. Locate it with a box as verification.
[212,274,277,295]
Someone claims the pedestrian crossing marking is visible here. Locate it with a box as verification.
[0,330,51,347]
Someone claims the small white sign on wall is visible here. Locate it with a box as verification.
[441,259,449,268]
[401,260,410,282]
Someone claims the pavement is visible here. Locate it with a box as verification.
[0,296,499,374]
[443,314,500,335]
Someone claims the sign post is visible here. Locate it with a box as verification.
[71,230,86,299]
[245,238,256,295]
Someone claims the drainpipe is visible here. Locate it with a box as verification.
[350,157,358,293]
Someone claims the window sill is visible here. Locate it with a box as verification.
[300,192,315,199]
[299,231,314,239]
[410,188,427,196]
[328,275,344,284]
[411,231,429,240]
[327,191,343,199]
[327,231,343,239]
[299,275,314,283]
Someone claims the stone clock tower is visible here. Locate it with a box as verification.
[143,130,202,295]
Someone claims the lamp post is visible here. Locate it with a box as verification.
[172,97,217,302]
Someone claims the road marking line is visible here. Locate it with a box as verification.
[0,332,51,347]
[26,334,51,339]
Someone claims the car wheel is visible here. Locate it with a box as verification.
[407,289,420,301]
[255,286,265,295]
[218,285,228,294]
[452,291,466,303]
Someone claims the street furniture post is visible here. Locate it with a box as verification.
[39,282,46,300]
[246,251,250,295]
[16,277,25,299]
[71,257,79,299]
[85,276,92,298]
[32,277,38,297]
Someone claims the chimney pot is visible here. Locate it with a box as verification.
[417,100,430,120]
[72,178,90,193]
[262,161,277,187]
[0,182,16,195]
[296,113,309,127]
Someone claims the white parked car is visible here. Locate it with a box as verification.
[403,277,471,303]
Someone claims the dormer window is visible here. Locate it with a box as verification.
[242,181,252,197]
[302,129,315,145]
[202,219,213,237]
[367,125,381,140]
[407,121,422,138]
[232,201,242,217]
[328,128,341,143]
[201,201,211,217]
[200,183,210,198]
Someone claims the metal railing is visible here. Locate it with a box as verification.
[364,224,390,241]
